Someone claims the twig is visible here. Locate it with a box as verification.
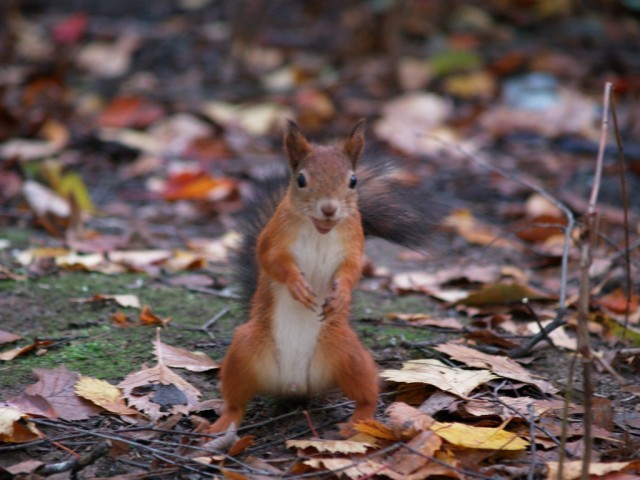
[575,81,613,480]
[303,410,319,438]
[38,441,110,475]
[609,89,633,336]
[558,353,578,480]
[527,402,537,480]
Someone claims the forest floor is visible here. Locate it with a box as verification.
[1,1,640,479]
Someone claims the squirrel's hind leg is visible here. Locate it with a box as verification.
[207,324,261,433]
[323,326,379,426]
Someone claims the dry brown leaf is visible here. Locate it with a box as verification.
[0,330,22,346]
[111,311,133,327]
[228,435,256,457]
[545,460,637,480]
[385,402,436,436]
[445,209,522,250]
[140,305,171,326]
[304,457,401,480]
[118,363,201,421]
[458,282,555,306]
[387,430,443,476]
[153,340,219,372]
[431,421,528,450]
[380,358,497,398]
[0,339,54,361]
[434,343,557,394]
[287,438,370,454]
[385,313,463,330]
[598,288,639,315]
[462,396,551,420]
[5,459,44,475]
[7,394,57,418]
[74,376,138,415]
[70,294,141,309]
[0,407,43,443]
[25,367,103,420]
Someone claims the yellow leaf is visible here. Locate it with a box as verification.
[431,421,528,450]
[74,376,137,415]
[58,172,96,214]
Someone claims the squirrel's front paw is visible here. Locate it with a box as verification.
[321,282,350,319]
[287,272,316,310]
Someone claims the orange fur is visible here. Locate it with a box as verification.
[208,122,378,434]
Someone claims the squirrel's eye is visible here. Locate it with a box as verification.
[297,173,307,188]
[348,174,357,189]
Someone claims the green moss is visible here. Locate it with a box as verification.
[0,270,235,396]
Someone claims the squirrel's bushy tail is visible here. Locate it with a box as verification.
[233,156,445,308]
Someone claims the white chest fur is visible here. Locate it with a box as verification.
[268,221,345,395]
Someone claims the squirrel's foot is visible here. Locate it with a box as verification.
[286,272,316,310]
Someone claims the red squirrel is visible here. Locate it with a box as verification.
[209,120,441,433]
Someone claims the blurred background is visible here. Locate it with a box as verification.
[0,0,639,253]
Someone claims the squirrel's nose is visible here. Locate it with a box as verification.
[321,203,338,218]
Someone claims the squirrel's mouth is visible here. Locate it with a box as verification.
[312,219,337,234]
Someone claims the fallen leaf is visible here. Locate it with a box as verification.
[0,407,42,443]
[140,305,171,326]
[22,180,71,218]
[0,330,22,345]
[431,421,528,450]
[52,11,88,44]
[385,313,463,330]
[444,70,496,99]
[444,209,521,250]
[387,430,442,476]
[99,96,165,128]
[25,367,103,420]
[111,311,132,327]
[74,376,138,415]
[385,402,435,436]
[303,458,400,480]
[0,265,27,281]
[374,93,453,156]
[162,171,236,202]
[545,460,636,480]
[5,459,44,475]
[76,36,138,77]
[434,343,557,394]
[70,294,141,309]
[228,435,256,456]
[202,101,291,136]
[153,340,219,372]
[380,358,497,398]
[458,282,555,306]
[353,419,397,441]
[7,394,57,418]
[119,363,201,421]
[0,339,55,361]
[286,438,370,454]
[598,288,639,315]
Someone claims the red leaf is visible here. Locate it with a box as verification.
[99,96,165,128]
[52,12,88,44]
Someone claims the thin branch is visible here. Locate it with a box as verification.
[609,89,633,336]
[576,81,613,480]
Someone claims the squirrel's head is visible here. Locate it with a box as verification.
[284,120,365,235]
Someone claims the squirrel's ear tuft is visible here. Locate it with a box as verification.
[343,119,365,168]
[284,120,311,171]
